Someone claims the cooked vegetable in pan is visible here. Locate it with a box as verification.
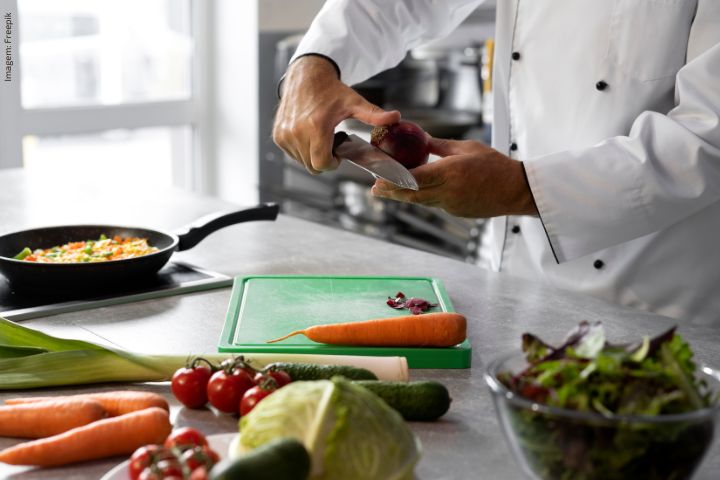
[13,234,158,263]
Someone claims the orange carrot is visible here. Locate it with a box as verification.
[5,391,168,417]
[0,406,171,466]
[0,399,107,439]
[266,312,467,347]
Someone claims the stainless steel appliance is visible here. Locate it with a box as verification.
[260,34,487,263]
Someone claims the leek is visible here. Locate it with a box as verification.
[0,317,233,390]
[0,317,409,389]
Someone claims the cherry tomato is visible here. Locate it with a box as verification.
[137,468,161,480]
[155,459,184,478]
[171,364,213,408]
[237,366,259,381]
[164,427,208,450]
[138,462,183,480]
[240,385,274,416]
[129,445,173,480]
[181,445,220,472]
[189,466,209,480]
[253,369,292,388]
[207,368,255,414]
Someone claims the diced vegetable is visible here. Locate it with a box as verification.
[12,235,158,263]
[12,247,31,260]
[386,291,438,314]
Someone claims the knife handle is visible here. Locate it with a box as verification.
[332,131,349,154]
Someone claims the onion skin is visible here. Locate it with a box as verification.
[370,121,430,169]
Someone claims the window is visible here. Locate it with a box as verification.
[0,0,204,191]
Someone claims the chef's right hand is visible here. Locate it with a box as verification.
[272,56,400,174]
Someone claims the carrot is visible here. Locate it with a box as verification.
[266,312,467,347]
[0,406,171,467]
[0,399,107,439]
[5,391,168,417]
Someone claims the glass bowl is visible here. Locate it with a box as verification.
[485,353,720,480]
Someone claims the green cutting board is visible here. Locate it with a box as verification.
[218,275,471,368]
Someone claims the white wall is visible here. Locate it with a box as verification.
[204,0,326,205]
[259,0,324,32]
[206,0,260,206]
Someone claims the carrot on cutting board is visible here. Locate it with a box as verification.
[266,312,467,347]
[5,390,168,417]
[0,399,107,439]
[0,406,171,467]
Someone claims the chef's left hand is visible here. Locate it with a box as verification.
[371,138,538,218]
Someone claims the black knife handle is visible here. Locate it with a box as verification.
[332,131,349,154]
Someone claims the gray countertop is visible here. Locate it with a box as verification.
[0,169,718,479]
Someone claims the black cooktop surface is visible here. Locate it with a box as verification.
[0,262,232,321]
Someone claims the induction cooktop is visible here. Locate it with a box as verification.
[0,261,232,321]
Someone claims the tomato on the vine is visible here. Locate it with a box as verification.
[189,466,210,480]
[207,361,256,414]
[181,445,220,472]
[156,459,184,476]
[171,358,215,409]
[240,384,274,416]
[138,460,184,480]
[137,468,162,480]
[129,445,173,480]
[253,369,292,388]
[164,427,208,450]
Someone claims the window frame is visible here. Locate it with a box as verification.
[0,0,209,192]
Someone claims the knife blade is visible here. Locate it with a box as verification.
[332,132,419,191]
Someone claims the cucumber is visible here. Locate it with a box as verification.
[354,380,451,421]
[265,362,378,381]
[209,437,310,480]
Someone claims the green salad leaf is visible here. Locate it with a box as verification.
[502,321,712,415]
[238,377,421,480]
[497,322,719,480]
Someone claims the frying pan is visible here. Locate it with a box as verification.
[0,203,279,292]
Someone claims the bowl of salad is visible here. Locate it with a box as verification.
[485,322,720,480]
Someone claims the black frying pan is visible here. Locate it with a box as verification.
[0,203,279,292]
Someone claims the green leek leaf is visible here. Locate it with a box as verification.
[0,344,48,359]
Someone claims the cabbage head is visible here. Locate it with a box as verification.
[237,377,421,480]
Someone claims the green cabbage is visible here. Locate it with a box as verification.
[237,377,421,480]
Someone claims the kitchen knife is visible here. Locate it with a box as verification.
[332,132,419,190]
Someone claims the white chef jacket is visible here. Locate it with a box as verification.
[292,0,720,326]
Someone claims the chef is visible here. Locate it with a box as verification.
[273,0,720,326]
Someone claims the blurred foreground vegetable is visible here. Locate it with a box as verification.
[0,317,409,389]
[237,377,421,480]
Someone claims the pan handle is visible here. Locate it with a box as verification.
[175,203,280,251]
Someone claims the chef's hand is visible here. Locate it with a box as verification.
[371,138,538,218]
[273,56,401,174]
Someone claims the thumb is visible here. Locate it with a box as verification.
[349,97,401,127]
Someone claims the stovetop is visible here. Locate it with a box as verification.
[0,261,232,321]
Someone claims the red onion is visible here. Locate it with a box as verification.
[370,121,430,169]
